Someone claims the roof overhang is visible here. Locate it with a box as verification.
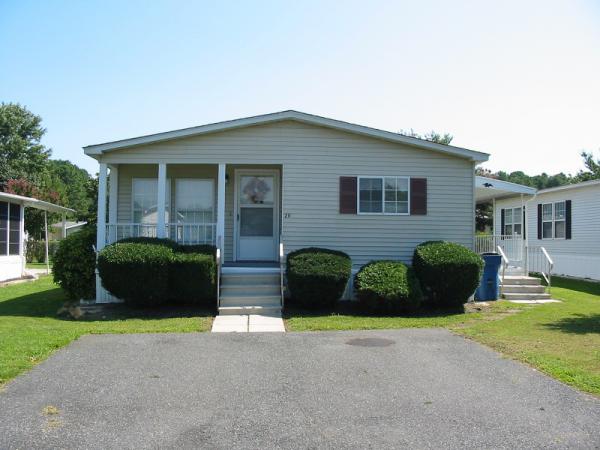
[83,110,490,163]
[0,192,75,214]
[475,176,537,203]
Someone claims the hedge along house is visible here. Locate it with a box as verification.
[478,178,600,281]
[0,192,74,282]
[84,110,489,310]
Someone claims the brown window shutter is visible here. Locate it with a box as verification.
[339,177,357,214]
[565,200,572,239]
[410,178,427,215]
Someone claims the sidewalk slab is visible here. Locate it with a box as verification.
[211,315,248,332]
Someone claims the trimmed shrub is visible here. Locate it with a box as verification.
[52,225,96,301]
[169,252,216,304]
[355,261,422,314]
[117,236,180,250]
[413,241,484,307]
[178,244,217,257]
[98,243,173,306]
[286,247,351,308]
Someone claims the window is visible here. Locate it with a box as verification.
[175,179,214,224]
[359,176,409,214]
[0,201,22,256]
[132,179,170,224]
[542,201,565,239]
[503,207,522,236]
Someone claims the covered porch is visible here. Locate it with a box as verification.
[96,163,283,264]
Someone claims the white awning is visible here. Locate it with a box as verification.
[475,176,536,203]
[0,192,74,214]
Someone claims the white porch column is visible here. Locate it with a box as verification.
[157,163,167,238]
[492,198,496,234]
[62,214,67,239]
[19,202,25,277]
[96,162,108,251]
[217,163,226,250]
[108,165,119,243]
[44,211,49,275]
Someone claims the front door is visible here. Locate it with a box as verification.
[235,170,279,261]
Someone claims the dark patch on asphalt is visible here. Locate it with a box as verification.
[346,337,395,347]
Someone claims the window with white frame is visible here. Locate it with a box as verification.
[0,201,22,256]
[175,179,214,224]
[132,179,170,224]
[359,176,409,214]
[542,201,565,239]
[503,207,522,236]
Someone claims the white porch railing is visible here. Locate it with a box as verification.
[105,223,217,246]
[475,234,523,262]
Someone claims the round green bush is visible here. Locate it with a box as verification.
[355,261,423,314]
[178,244,216,256]
[52,225,96,301]
[286,247,352,308]
[98,243,173,306]
[169,252,216,304]
[413,241,484,307]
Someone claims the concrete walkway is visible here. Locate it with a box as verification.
[211,312,285,332]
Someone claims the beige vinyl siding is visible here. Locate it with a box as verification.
[108,121,475,267]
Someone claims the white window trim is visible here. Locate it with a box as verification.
[356,175,411,216]
[541,201,566,240]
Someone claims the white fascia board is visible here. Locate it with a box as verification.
[83,110,490,162]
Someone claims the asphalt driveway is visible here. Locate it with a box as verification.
[1,329,598,449]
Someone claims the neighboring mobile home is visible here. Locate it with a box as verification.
[488,179,600,280]
[0,192,73,282]
[84,110,489,304]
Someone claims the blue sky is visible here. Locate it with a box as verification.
[1,0,599,175]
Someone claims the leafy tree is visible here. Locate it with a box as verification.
[400,129,453,145]
[47,159,93,220]
[0,103,51,184]
[574,151,600,182]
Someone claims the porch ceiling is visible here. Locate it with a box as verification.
[475,176,536,203]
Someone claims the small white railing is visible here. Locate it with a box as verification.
[475,234,523,261]
[497,245,509,298]
[216,244,222,309]
[528,245,554,291]
[105,222,216,246]
[279,241,285,309]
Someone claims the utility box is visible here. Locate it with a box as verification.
[475,253,502,301]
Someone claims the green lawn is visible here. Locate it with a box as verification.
[457,277,600,396]
[25,262,52,269]
[285,277,600,396]
[0,277,213,385]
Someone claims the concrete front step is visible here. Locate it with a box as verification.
[221,273,280,286]
[502,276,542,286]
[220,294,282,307]
[501,284,546,294]
[503,292,552,301]
[218,305,282,315]
[220,284,280,297]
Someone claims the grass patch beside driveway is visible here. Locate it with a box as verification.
[0,276,213,385]
[457,276,600,396]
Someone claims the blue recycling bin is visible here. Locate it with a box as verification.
[475,253,502,301]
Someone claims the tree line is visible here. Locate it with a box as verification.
[0,103,97,239]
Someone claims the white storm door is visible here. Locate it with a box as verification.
[235,170,279,261]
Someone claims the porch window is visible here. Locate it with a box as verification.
[358,176,409,215]
[503,207,522,236]
[173,179,214,243]
[0,202,21,256]
[132,179,170,224]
